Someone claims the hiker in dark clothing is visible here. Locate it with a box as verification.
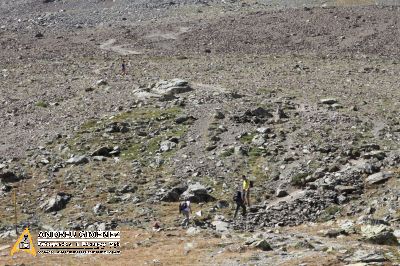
[233,190,246,218]
[121,60,127,75]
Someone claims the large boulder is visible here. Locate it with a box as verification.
[151,79,192,99]
[41,192,71,213]
[160,185,188,202]
[0,171,20,183]
[91,146,113,157]
[320,98,338,105]
[180,183,215,203]
[344,250,387,263]
[160,140,176,152]
[211,220,229,233]
[361,224,398,246]
[365,172,393,185]
[248,107,272,118]
[66,156,89,165]
[104,122,129,133]
[252,134,266,146]
[250,239,273,251]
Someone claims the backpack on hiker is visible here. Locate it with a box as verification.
[233,190,242,203]
[179,201,188,213]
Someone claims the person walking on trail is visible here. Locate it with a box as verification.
[233,190,246,219]
[242,175,251,207]
[179,199,192,227]
[121,60,127,75]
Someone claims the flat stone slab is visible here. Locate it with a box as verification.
[366,171,393,185]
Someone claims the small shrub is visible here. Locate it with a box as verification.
[318,205,341,222]
[35,100,48,108]
[291,172,310,187]
[220,147,234,157]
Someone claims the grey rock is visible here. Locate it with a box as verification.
[66,156,89,165]
[276,188,288,197]
[180,182,215,203]
[160,140,176,152]
[363,150,386,160]
[361,224,398,245]
[335,185,357,194]
[330,103,343,109]
[344,250,387,263]
[41,192,71,212]
[109,146,121,156]
[216,200,229,209]
[320,98,338,105]
[274,107,288,120]
[93,203,106,215]
[118,185,137,193]
[121,193,131,201]
[1,184,12,192]
[250,240,272,251]
[175,115,195,124]
[217,125,228,133]
[97,222,106,231]
[160,185,188,202]
[35,32,44,38]
[213,111,225,119]
[91,146,113,157]
[104,122,129,134]
[365,172,393,185]
[186,227,201,236]
[324,228,347,238]
[212,220,229,233]
[256,127,271,134]
[250,107,271,118]
[151,155,164,168]
[92,156,107,161]
[339,220,356,234]
[0,171,20,183]
[234,146,248,156]
[252,134,266,146]
[96,79,108,86]
[152,79,192,98]
[0,230,17,239]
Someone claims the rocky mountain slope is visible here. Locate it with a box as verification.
[0,0,399,265]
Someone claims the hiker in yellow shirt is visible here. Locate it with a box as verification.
[242,175,251,207]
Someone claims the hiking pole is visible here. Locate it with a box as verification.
[13,189,18,235]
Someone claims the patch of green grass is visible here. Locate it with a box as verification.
[166,124,188,138]
[388,247,400,263]
[240,133,256,144]
[113,106,181,122]
[248,147,265,158]
[291,172,310,187]
[121,142,141,160]
[325,205,341,216]
[250,157,269,182]
[318,205,341,222]
[35,100,48,108]
[146,135,163,155]
[80,119,98,131]
[220,147,234,158]
[234,147,270,182]
[208,120,220,132]
[256,88,274,95]
[121,124,188,164]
